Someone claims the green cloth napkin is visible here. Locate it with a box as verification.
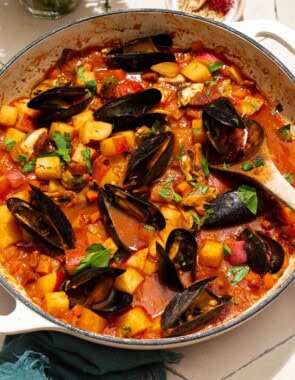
[0,331,182,380]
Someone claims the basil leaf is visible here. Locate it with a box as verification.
[73,243,110,275]
[237,185,258,215]
[208,61,224,72]
[228,265,249,284]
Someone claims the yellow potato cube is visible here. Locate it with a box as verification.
[0,205,22,249]
[143,259,158,274]
[75,305,107,333]
[43,291,69,317]
[36,273,58,296]
[71,143,96,164]
[117,307,151,337]
[114,268,144,294]
[0,105,18,127]
[99,168,120,187]
[72,110,93,131]
[100,131,136,157]
[192,119,208,145]
[14,99,39,118]
[102,237,118,256]
[7,190,30,202]
[49,122,74,139]
[181,60,212,82]
[35,156,62,180]
[73,70,96,87]
[4,127,26,162]
[151,62,180,78]
[127,248,148,271]
[79,120,112,144]
[199,241,224,268]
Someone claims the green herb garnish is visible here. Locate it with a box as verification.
[144,224,154,231]
[223,162,230,170]
[121,326,132,336]
[241,162,254,171]
[277,124,293,142]
[158,184,172,199]
[81,148,92,172]
[254,159,264,167]
[223,243,231,257]
[3,139,16,151]
[51,131,72,163]
[208,61,224,73]
[73,243,110,275]
[284,173,294,184]
[227,265,250,284]
[201,156,210,177]
[237,185,258,215]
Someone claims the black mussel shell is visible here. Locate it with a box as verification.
[7,197,66,252]
[64,267,125,292]
[91,289,133,316]
[94,89,162,130]
[29,184,75,249]
[104,184,165,230]
[28,86,92,123]
[124,131,174,189]
[161,277,230,337]
[240,229,284,274]
[166,229,197,279]
[106,34,175,71]
[156,242,184,292]
[202,189,263,229]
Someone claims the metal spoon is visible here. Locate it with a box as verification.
[208,121,295,212]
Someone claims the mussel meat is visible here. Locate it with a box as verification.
[94,88,164,131]
[240,229,284,274]
[161,277,231,337]
[28,86,92,123]
[106,34,175,72]
[202,188,263,229]
[124,131,174,189]
[7,184,75,252]
[203,97,264,163]
[64,267,132,316]
[157,229,197,291]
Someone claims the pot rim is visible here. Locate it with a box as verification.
[0,8,294,348]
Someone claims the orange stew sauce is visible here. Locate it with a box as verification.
[0,37,294,339]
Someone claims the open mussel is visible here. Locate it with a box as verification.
[106,34,175,72]
[28,86,92,123]
[202,188,263,229]
[161,277,231,337]
[124,131,174,189]
[240,229,284,274]
[7,184,75,252]
[99,185,165,253]
[157,229,197,291]
[65,267,132,316]
[94,88,164,131]
[203,97,264,163]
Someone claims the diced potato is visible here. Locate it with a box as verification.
[114,267,144,294]
[148,236,164,258]
[35,156,62,180]
[49,122,74,139]
[237,96,264,116]
[127,248,148,271]
[14,99,39,118]
[47,179,65,193]
[73,70,96,87]
[150,315,161,332]
[0,205,22,249]
[143,259,158,274]
[100,131,136,156]
[36,272,59,295]
[192,119,208,145]
[73,305,107,333]
[4,127,26,162]
[102,237,118,256]
[151,62,180,78]
[43,291,69,316]
[71,143,96,164]
[199,241,224,268]
[7,190,30,202]
[99,168,120,187]
[72,110,93,131]
[117,307,151,337]
[79,120,112,144]
[0,105,18,127]
[160,206,181,222]
[181,60,212,82]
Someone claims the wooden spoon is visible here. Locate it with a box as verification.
[209,125,295,212]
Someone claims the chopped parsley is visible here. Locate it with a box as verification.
[205,90,211,97]
[241,162,254,171]
[144,224,154,231]
[158,184,182,202]
[223,162,230,170]
[73,243,110,275]
[204,80,217,86]
[18,155,36,173]
[81,148,92,172]
[201,156,210,177]
[254,159,264,168]
[271,103,283,115]
[237,185,258,215]
[76,65,97,94]
[121,326,132,336]
[208,61,224,73]
[190,181,208,194]
[284,173,294,184]
[223,243,231,257]
[277,124,293,142]
[150,119,162,135]
[227,265,250,284]
[51,131,72,163]
[3,139,16,151]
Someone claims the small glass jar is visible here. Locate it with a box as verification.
[18,0,81,19]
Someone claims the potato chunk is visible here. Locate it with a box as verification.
[151,62,180,78]
[181,60,212,82]
[199,241,224,268]
[114,267,144,294]
[79,120,112,144]
[0,105,18,127]
[0,205,22,249]
[117,307,151,337]
[43,291,69,317]
[73,305,107,333]
[35,156,62,180]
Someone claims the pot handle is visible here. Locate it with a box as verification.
[0,296,63,335]
[228,20,295,55]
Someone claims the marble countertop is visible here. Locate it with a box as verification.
[0,1,294,379]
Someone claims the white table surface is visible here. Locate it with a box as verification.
[0,1,294,379]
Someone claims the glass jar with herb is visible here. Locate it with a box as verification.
[19,0,81,19]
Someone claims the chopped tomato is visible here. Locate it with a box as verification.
[6,169,26,189]
[117,79,144,96]
[0,175,11,197]
[92,156,109,184]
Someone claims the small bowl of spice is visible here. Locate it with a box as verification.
[166,0,244,22]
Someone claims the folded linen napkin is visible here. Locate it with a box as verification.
[0,331,182,380]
